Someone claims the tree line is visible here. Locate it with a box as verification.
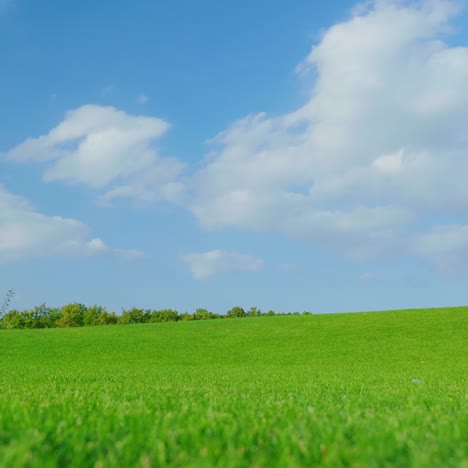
[0,302,313,330]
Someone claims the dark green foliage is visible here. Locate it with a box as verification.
[57,303,86,328]
[179,312,195,321]
[0,310,23,329]
[118,307,148,325]
[149,309,179,323]
[226,306,246,318]
[84,306,117,326]
[0,302,311,329]
[28,304,59,328]
[192,308,219,320]
[247,306,262,317]
[1,304,61,329]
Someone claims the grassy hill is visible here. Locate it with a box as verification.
[0,307,466,467]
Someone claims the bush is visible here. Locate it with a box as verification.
[83,306,117,326]
[29,304,58,328]
[1,310,23,329]
[149,309,179,323]
[193,308,219,320]
[226,306,246,318]
[0,301,303,330]
[118,308,148,325]
[57,303,86,328]
[247,307,262,317]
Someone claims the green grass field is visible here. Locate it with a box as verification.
[0,307,467,467]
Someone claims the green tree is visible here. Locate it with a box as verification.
[96,310,118,325]
[83,305,115,326]
[1,310,23,329]
[150,309,180,323]
[28,304,55,328]
[57,303,86,327]
[226,306,246,318]
[118,308,147,324]
[179,312,194,321]
[193,308,218,320]
[247,306,262,317]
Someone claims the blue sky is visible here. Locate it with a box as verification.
[1,0,468,314]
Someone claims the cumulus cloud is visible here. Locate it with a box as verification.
[4,105,185,203]
[0,185,142,264]
[3,0,468,272]
[189,0,468,263]
[181,250,264,279]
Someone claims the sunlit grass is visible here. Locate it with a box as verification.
[0,307,466,466]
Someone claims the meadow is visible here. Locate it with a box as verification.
[0,307,466,467]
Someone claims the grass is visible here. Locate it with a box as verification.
[0,307,467,467]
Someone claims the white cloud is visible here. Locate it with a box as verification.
[4,105,185,202]
[0,185,142,264]
[3,0,468,272]
[181,250,264,280]
[100,164,185,204]
[189,0,468,262]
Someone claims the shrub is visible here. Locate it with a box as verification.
[57,303,86,328]
[29,304,57,328]
[179,312,194,321]
[226,306,246,318]
[149,309,179,323]
[0,300,300,330]
[118,308,148,325]
[83,305,117,326]
[247,307,262,317]
[193,308,219,320]
[1,310,23,329]
[97,310,118,325]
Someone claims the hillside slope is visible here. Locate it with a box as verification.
[0,307,467,467]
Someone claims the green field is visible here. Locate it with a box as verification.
[0,307,467,467]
